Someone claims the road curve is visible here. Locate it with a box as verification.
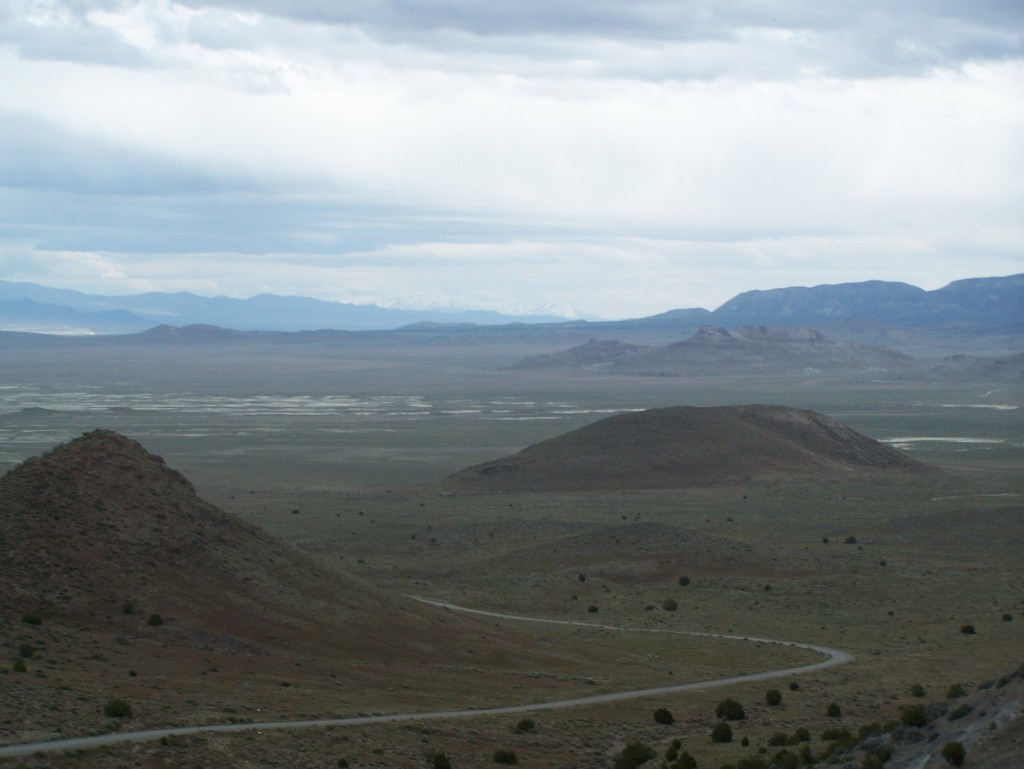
[0,599,853,758]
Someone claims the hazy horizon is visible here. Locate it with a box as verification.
[1,1,1022,319]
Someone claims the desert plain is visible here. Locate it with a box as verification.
[0,328,1021,768]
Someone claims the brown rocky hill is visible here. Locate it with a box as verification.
[444,405,930,492]
[0,429,570,660]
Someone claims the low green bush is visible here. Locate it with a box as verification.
[941,741,965,767]
[653,707,674,724]
[103,698,132,718]
[492,748,518,765]
[900,704,927,727]
[514,718,535,733]
[716,697,746,720]
[948,703,973,721]
[613,741,655,769]
[669,750,696,769]
[765,688,782,706]
[711,721,733,743]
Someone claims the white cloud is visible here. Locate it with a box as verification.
[0,0,1021,318]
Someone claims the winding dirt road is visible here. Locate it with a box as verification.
[0,599,853,758]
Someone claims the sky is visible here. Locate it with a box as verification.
[0,1,1022,319]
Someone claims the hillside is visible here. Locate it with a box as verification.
[444,405,930,492]
[0,431,595,743]
[0,430,537,667]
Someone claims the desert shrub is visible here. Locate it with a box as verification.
[431,752,451,769]
[741,736,749,747]
[826,702,841,718]
[587,605,599,614]
[122,601,135,615]
[948,703,973,720]
[337,760,348,768]
[12,659,27,673]
[716,698,746,720]
[822,537,829,543]
[766,688,782,706]
[662,598,678,612]
[910,683,925,697]
[857,723,884,740]
[798,744,814,765]
[960,624,975,635]
[788,681,799,691]
[21,612,42,625]
[492,748,518,765]
[711,721,733,743]
[772,749,799,769]
[653,707,674,724]
[821,728,851,742]
[669,751,696,769]
[1002,612,1013,621]
[768,731,789,747]
[941,741,965,767]
[578,573,586,582]
[844,535,857,544]
[861,748,892,769]
[613,741,655,769]
[678,576,690,586]
[900,704,928,727]
[665,738,681,760]
[735,759,767,769]
[147,613,164,627]
[514,717,535,733]
[18,643,35,659]
[793,727,810,743]
[946,683,966,698]
[104,698,132,718]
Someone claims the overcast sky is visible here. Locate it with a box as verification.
[1,1,1021,318]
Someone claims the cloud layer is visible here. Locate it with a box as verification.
[1,1,1022,317]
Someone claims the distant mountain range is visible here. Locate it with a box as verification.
[0,281,567,334]
[0,273,1021,335]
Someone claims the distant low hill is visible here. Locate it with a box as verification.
[444,405,931,492]
[509,325,915,377]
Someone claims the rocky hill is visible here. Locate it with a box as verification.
[509,325,915,377]
[1,430,363,630]
[0,431,589,744]
[444,405,930,492]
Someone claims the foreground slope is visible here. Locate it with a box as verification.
[0,431,607,743]
[445,405,929,492]
[0,429,413,658]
